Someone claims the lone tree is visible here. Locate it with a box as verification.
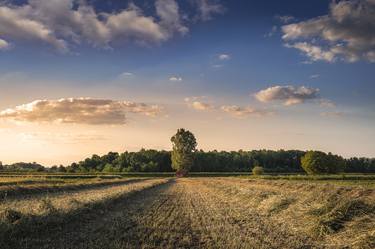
[171,128,197,177]
[301,151,344,175]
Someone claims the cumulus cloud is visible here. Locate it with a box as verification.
[169,76,183,82]
[285,42,336,62]
[221,105,271,118]
[194,0,225,21]
[0,98,163,125]
[0,38,10,50]
[0,4,68,52]
[0,0,223,51]
[255,85,320,106]
[156,0,188,36]
[282,0,375,62]
[184,96,214,111]
[191,101,214,110]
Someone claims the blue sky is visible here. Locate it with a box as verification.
[0,0,374,165]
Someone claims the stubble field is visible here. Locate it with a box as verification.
[0,176,374,249]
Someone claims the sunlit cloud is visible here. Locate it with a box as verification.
[221,105,272,118]
[0,38,10,50]
[0,98,163,125]
[255,85,320,106]
[282,0,375,62]
[185,96,214,111]
[0,0,224,52]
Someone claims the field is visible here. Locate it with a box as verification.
[0,175,374,249]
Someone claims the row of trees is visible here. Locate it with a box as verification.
[1,129,374,174]
[1,150,374,173]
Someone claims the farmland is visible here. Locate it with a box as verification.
[0,175,374,249]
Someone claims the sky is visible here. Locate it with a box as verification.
[0,0,374,165]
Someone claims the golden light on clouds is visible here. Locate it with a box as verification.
[0,98,163,125]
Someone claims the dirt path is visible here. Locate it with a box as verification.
[1,178,323,249]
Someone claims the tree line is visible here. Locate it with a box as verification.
[1,149,374,173]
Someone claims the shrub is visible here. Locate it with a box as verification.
[252,166,264,175]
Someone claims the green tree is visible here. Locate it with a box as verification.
[171,128,197,176]
[301,151,344,175]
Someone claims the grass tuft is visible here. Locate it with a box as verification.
[313,199,372,236]
[0,208,23,224]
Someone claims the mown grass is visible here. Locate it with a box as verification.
[0,178,148,199]
[1,177,374,248]
[0,178,169,249]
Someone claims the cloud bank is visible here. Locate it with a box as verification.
[221,105,271,118]
[0,0,224,52]
[0,98,162,125]
[255,85,320,106]
[282,0,375,62]
[185,96,271,117]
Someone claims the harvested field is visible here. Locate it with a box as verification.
[0,177,374,249]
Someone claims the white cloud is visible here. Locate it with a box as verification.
[120,72,134,77]
[0,98,163,125]
[0,0,223,51]
[194,0,225,21]
[275,15,295,23]
[218,53,231,60]
[265,25,278,37]
[0,38,10,50]
[0,5,68,52]
[319,99,336,108]
[310,74,320,79]
[221,105,271,118]
[285,42,335,62]
[156,0,188,36]
[169,76,182,82]
[255,85,320,106]
[282,0,375,63]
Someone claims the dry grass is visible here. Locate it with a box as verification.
[0,177,374,248]
[0,177,146,199]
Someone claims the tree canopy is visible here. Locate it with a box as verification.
[301,151,345,175]
[170,128,197,175]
